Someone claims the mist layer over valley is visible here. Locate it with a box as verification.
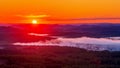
[1,23,120,51]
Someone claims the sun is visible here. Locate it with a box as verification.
[32,20,38,24]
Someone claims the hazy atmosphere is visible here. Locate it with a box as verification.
[1,0,120,68]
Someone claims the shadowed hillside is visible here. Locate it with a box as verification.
[0,46,120,68]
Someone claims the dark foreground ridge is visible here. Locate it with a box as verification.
[0,46,120,68]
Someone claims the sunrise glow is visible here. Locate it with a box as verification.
[0,0,120,24]
[32,20,38,24]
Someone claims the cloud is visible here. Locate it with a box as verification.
[16,14,49,18]
[46,18,120,21]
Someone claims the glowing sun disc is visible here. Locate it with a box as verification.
[32,20,38,24]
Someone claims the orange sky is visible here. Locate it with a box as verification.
[0,0,120,24]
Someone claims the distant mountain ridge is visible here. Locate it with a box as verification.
[1,23,120,38]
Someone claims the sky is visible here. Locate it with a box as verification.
[0,0,120,24]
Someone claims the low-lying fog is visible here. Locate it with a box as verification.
[13,33,120,51]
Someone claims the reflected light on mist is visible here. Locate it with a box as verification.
[29,33,48,36]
